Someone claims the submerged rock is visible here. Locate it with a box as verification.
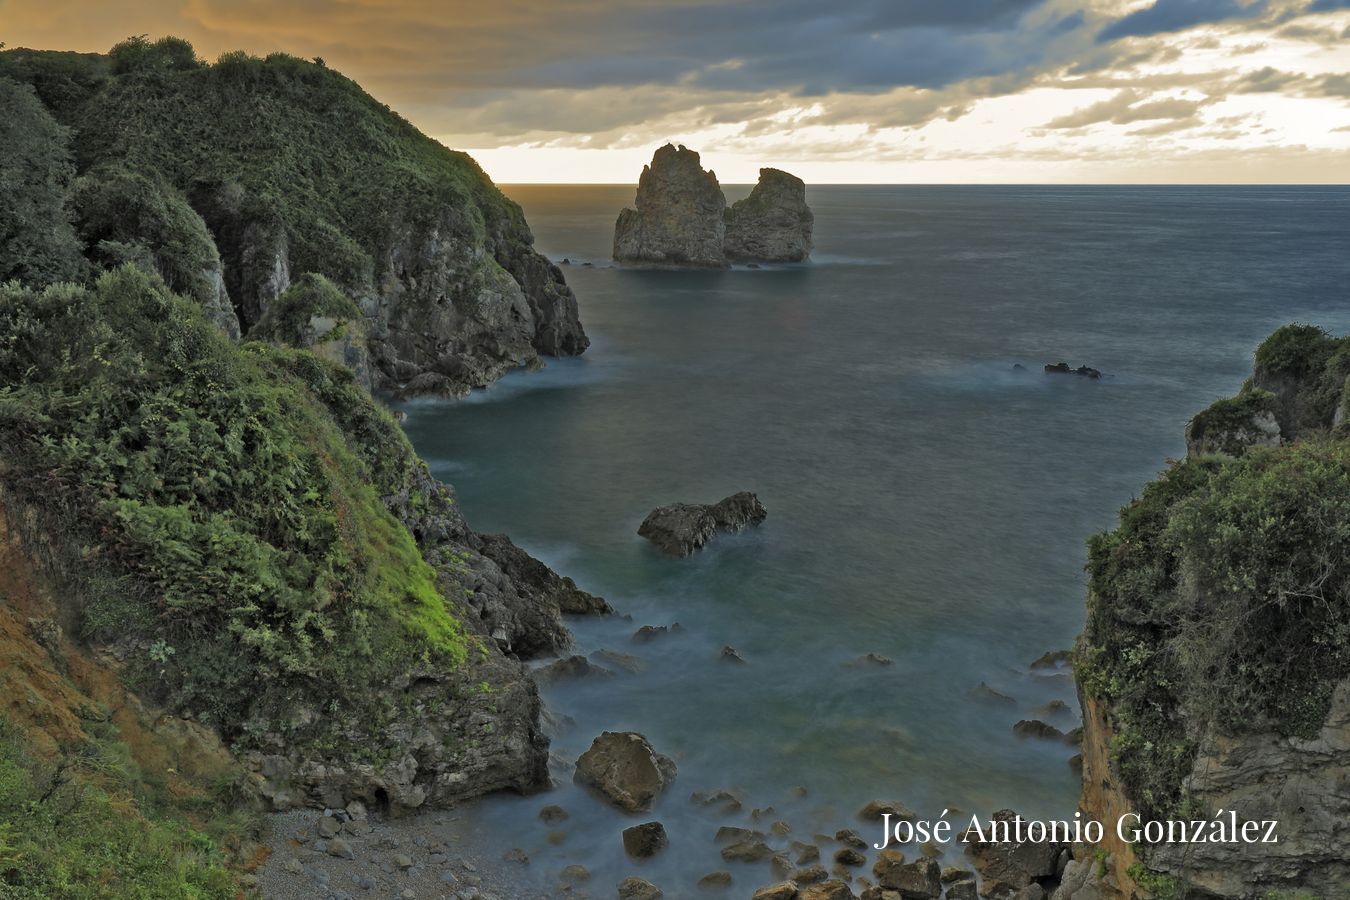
[724,168,814,263]
[535,655,613,684]
[574,731,677,812]
[614,144,728,267]
[638,491,768,556]
[1044,362,1101,379]
[619,876,665,899]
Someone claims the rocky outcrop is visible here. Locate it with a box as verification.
[1184,389,1281,458]
[614,145,813,266]
[614,144,728,267]
[638,491,768,556]
[574,731,676,812]
[724,168,814,263]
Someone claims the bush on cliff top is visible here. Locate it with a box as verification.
[1081,438,1350,822]
[0,266,468,744]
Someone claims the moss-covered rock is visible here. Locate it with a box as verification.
[254,273,371,389]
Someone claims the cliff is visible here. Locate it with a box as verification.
[1073,324,1350,898]
[613,144,813,266]
[0,37,589,398]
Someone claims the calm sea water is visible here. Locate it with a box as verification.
[398,185,1350,892]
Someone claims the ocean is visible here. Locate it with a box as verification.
[397,184,1350,892]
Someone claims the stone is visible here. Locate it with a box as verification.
[618,876,664,899]
[634,624,682,643]
[963,810,1066,897]
[614,144,728,267]
[834,848,866,867]
[724,168,814,263]
[1029,650,1072,670]
[317,816,342,839]
[574,732,677,812]
[1012,719,1066,741]
[393,854,414,869]
[793,864,829,884]
[874,856,939,897]
[592,649,646,673]
[715,826,764,844]
[945,881,978,900]
[638,492,767,556]
[793,842,821,864]
[723,839,776,863]
[622,822,669,859]
[1044,362,1101,379]
[326,837,356,860]
[970,682,1016,705]
[692,788,743,812]
[847,653,894,667]
[836,829,868,849]
[699,871,734,890]
[503,847,529,864]
[799,881,856,900]
[752,882,801,900]
[859,800,916,822]
[539,804,569,824]
[721,645,748,664]
[560,864,590,883]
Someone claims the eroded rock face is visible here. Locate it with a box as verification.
[638,491,768,556]
[724,168,814,263]
[574,731,677,812]
[614,144,728,267]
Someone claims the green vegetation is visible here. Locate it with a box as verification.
[0,716,245,898]
[1185,386,1276,456]
[253,272,362,345]
[1253,324,1350,439]
[0,78,86,285]
[1080,330,1350,824]
[0,266,468,745]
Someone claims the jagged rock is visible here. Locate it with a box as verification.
[723,839,777,863]
[720,645,747,664]
[715,826,764,844]
[1012,719,1065,741]
[622,822,668,859]
[1044,362,1101,379]
[835,829,867,849]
[963,810,1066,898]
[634,624,682,642]
[638,491,767,556]
[873,855,939,897]
[800,881,855,900]
[573,731,676,812]
[692,788,744,812]
[859,800,916,822]
[834,848,866,867]
[614,144,728,267]
[724,168,814,263]
[1029,650,1071,670]
[752,882,801,900]
[619,876,665,899]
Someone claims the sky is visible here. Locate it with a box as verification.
[2,0,1348,182]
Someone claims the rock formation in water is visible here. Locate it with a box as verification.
[1070,323,1350,897]
[613,144,729,267]
[723,168,814,262]
[0,39,588,399]
[638,491,768,556]
[614,145,813,266]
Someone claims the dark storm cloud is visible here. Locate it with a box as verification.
[1096,0,1269,43]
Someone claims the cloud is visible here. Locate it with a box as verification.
[1097,0,1269,42]
[1043,88,1211,127]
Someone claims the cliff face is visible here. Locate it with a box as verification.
[724,167,814,262]
[613,145,814,266]
[1076,324,1350,898]
[613,144,728,267]
[0,39,588,398]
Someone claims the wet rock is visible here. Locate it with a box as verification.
[723,168,814,263]
[634,624,682,643]
[699,871,734,890]
[619,876,664,899]
[792,842,821,864]
[1013,719,1066,741]
[503,847,529,864]
[859,800,916,822]
[963,810,1066,897]
[623,822,669,859]
[793,864,829,884]
[539,804,569,825]
[874,855,940,897]
[561,864,590,883]
[945,880,978,900]
[970,682,1017,705]
[836,829,868,849]
[771,820,792,836]
[692,788,744,813]
[716,826,765,844]
[847,653,894,668]
[834,848,866,867]
[721,645,748,664]
[800,881,855,900]
[1044,362,1101,379]
[574,731,677,812]
[638,492,767,556]
[752,882,801,900]
[723,839,776,863]
[537,655,614,684]
[614,144,728,267]
[1033,700,1073,719]
[1029,650,1072,670]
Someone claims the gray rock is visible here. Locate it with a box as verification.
[873,854,939,897]
[638,492,767,556]
[618,875,664,899]
[859,800,915,822]
[561,863,590,882]
[574,731,677,812]
[538,804,569,824]
[723,839,776,863]
[724,168,814,263]
[751,882,800,900]
[614,144,728,268]
[536,655,614,684]
[833,848,866,867]
[835,829,868,849]
[327,837,356,860]
[799,883,854,900]
[698,871,734,890]
[1012,719,1065,741]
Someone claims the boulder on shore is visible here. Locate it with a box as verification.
[573,732,676,812]
[638,491,767,556]
[724,168,814,263]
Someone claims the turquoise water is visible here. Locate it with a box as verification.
[399,185,1350,893]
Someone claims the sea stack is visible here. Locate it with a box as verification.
[614,145,813,266]
[724,168,814,262]
[613,144,728,267]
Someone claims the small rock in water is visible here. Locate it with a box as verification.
[536,654,614,684]
[794,864,828,884]
[538,804,569,825]
[503,847,529,865]
[591,649,646,673]
[802,882,854,900]
[715,825,763,844]
[619,875,664,899]
[720,645,747,664]
[722,839,776,863]
[574,731,677,812]
[970,682,1016,705]
[1044,361,1101,379]
[1030,649,1072,670]
[637,492,767,556]
[751,882,799,900]
[835,829,867,849]
[623,822,669,859]
[691,788,743,812]
[771,820,792,836]
[698,871,734,890]
[792,841,820,864]
[633,624,682,643]
[834,847,866,866]
[1013,719,1066,741]
[859,799,915,822]
[560,863,590,883]
[1034,699,1073,719]
[848,652,894,667]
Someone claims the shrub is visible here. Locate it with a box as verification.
[252,272,362,345]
